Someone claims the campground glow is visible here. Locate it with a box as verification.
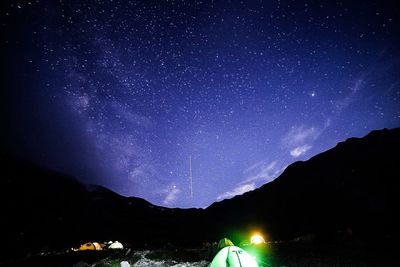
[250,234,266,245]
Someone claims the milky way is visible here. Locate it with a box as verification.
[2,0,400,208]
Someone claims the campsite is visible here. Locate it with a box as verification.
[2,1,400,265]
[2,238,394,266]
[1,128,399,266]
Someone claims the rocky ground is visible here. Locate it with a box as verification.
[1,242,396,267]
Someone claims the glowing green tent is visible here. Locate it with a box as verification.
[209,245,259,267]
[217,237,234,250]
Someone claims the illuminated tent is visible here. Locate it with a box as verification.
[108,241,124,249]
[209,245,259,267]
[217,238,234,250]
[78,242,102,251]
[250,234,266,245]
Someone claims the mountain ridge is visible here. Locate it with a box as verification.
[1,127,399,261]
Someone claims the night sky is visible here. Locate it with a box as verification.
[1,0,399,208]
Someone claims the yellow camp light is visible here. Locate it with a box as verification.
[250,234,265,245]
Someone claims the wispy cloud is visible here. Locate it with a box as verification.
[282,125,324,158]
[163,185,180,205]
[335,78,365,113]
[217,183,256,200]
[282,125,320,147]
[217,160,281,201]
[290,145,312,157]
[243,161,279,184]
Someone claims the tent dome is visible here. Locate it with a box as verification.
[108,241,123,249]
[217,238,234,250]
[209,245,259,267]
[78,242,102,251]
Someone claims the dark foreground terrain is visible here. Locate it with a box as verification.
[2,241,396,267]
[1,128,399,266]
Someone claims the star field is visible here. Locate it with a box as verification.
[1,0,400,208]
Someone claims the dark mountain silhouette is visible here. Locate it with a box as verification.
[206,128,400,244]
[1,128,399,261]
